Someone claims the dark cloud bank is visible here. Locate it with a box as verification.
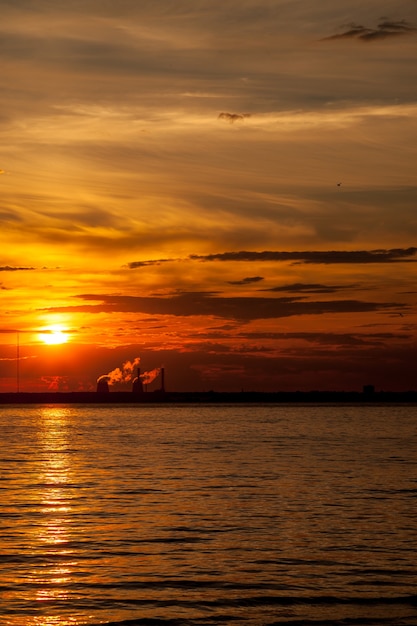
[127,248,417,269]
[48,292,404,322]
[190,248,417,264]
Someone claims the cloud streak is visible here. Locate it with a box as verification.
[0,266,35,272]
[190,248,417,265]
[322,19,416,42]
[126,259,176,269]
[125,248,417,272]
[263,283,354,294]
[228,276,264,286]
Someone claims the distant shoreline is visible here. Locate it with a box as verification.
[0,390,416,405]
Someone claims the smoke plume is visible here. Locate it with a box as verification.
[41,375,69,391]
[97,356,141,386]
[140,367,161,385]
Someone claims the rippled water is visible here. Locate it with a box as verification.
[0,403,416,626]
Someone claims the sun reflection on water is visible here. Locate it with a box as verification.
[30,407,80,617]
[22,618,83,626]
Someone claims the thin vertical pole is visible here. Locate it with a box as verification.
[16,331,20,393]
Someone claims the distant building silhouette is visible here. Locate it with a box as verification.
[132,368,144,394]
[97,377,110,393]
[363,384,375,394]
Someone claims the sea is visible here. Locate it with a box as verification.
[0,403,416,626]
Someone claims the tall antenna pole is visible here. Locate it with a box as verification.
[16,331,20,393]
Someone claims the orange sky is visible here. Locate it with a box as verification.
[1,1,416,393]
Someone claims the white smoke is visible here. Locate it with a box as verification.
[97,357,141,386]
[140,367,161,385]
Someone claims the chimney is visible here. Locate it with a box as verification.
[97,377,110,393]
[132,367,144,394]
[160,367,165,392]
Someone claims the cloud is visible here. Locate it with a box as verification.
[124,248,417,273]
[228,276,264,286]
[190,248,417,265]
[322,19,416,42]
[0,265,35,271]
[218,112,251,123]
[45,291,405,322]
[126,259,176,269]
[264,283,354,294]
[240,331,411,346]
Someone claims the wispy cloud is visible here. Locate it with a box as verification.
[125,248,417,272]
[264,283,354,294]
[218,112,251,123]
[190,248,417,265]
[0,266,35,272]
[228,276,264,286]
[240,331,411,346]
[322,18,416,42]
[126,259,175,269]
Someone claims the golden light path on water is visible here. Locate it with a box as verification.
[22,408,86,626]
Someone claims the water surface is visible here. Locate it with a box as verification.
[0,404,416,625]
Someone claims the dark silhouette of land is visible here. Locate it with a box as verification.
[0,389,416,404]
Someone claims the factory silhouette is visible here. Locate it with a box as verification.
[97,367,165,395]
[0,359,416,405]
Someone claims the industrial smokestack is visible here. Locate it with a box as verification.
[160,367,165,393]
[132,368,144,394]
[97,376,110,393]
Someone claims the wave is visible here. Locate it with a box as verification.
[82,595,417,626]
[91,611,417,626]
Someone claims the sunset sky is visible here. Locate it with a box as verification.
[1,0,416,393]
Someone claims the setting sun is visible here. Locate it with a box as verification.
[38,326,69,346]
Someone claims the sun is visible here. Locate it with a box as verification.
[38,325,69,345]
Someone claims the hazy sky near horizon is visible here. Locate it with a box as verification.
[1,0,416,392]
